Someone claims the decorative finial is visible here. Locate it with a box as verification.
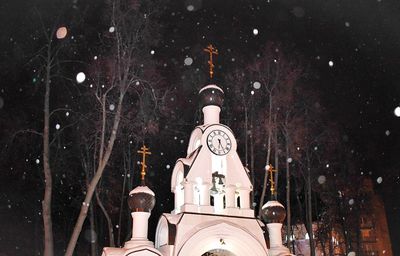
[137,145,152,185]
[203,44,218,79]
[266,164,277,198]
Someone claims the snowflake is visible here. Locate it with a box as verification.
[76,72,86,83]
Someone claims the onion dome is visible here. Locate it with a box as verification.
[261,200,286,224]
[127,186,156,212]
[199,84,224,109]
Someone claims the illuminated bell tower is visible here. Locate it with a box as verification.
[154,45,269,256]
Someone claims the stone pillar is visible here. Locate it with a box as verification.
[199,183,211,205]
[183,181,194,204]
[213,193,224,213]
[238,188,251,208]
[267,223,283,247]
[131,212,150,240]
[225,185,236,208]
[203,105,220,124]
[174,185,183,212]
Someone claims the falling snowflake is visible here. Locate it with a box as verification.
[253,28,259,35]
[166,164,171,169]
[385,130,390,136]
[55,124,61,130]
[326,163,330,168]
[377,177,383,184]
[185,0,201,11]
[292,6,305,18]
[253,81,261,89]
[109,104,115,111]
[394,106,400,117]
[56,27,68,39]
[287,158,293,163]
[348,199,354,205]
[150,50,155,55]
[184,57,193,66]
[109,26,115,33]
[65,112,70,117]
[94,56,98,60]
[318,175,326,184]
[345,22,350,27]
[76,72,86,83]
[250,90,255,95]
[328,61,334,67]
[35,159,40,164]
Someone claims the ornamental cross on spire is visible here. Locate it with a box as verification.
[267,164,277,197]
[203,44,218,79]
[137,145,151,185]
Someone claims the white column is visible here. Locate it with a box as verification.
[225,185,236,208]
[213,193,224,213]
[131,212,150,240]
[184,181,194,204]
[174,185,184,212]
[238,188,251,208]
[199,183,211,205]
[202,105,220,124]
[267,223,283,247]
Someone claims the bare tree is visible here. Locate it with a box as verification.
[64,0,164,254]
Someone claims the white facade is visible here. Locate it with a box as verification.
[102,84,292,256]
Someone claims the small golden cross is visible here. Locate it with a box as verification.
[137,145,152,183]
[203,44,218,79]
[267,164,277,196]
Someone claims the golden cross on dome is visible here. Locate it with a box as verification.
[267,164,277,196]
[203,44,218,79]
[137,145,152,184]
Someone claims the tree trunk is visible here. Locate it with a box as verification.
[306,163,316,256]
[274,116,279,196]
[285,129,292,251]
[244,103,248,167]
[96,189,115,247]
[42,45,54,256]
[65,93,124,256]
[117,151,128,246]
[258,94,273,217]
[249,98,256,208]
[89,204,97,256]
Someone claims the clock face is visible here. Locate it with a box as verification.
[207,129,232,155]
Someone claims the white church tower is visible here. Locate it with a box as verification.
[101,44,293,256]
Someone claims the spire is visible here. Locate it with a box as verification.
[137,145,151,185]
[266,164,277,200]
[203,44,218,79]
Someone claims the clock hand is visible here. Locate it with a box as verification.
[218,138,222,149]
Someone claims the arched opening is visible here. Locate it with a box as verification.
[201,249,236,256]
[177,222,268,256]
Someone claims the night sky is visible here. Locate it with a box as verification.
[1,0,400,255]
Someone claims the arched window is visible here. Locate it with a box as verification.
[202,249,236,256]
